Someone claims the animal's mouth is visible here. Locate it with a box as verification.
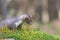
[26,21,32,25]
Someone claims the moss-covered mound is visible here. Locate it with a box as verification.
[0,29,60,40]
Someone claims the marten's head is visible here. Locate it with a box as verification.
[17,14,32,25]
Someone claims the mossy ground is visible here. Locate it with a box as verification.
[0,23,60,40]
[0,29,60,40]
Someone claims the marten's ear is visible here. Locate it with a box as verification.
[25,17,29,21]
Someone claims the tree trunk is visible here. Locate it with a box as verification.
[34,0,42,23]
[1,0,8,19]
[48,0,58,21]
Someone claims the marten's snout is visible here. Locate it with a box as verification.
[27,20,32,25]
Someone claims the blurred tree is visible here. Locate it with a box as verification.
[48,0,58,21]
[0,0,3,21]
[0,0,2,15]
[1,0,8,19]
[34,0,42,23]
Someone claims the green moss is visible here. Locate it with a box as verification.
[0,23,60,40]
[0,30,60,40]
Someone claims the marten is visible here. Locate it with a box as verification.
[0,14,32,29]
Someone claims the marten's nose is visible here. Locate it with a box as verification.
[29,22,32,25]
[27,20,32,25]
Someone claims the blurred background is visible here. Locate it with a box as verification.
[0,0,60,35]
